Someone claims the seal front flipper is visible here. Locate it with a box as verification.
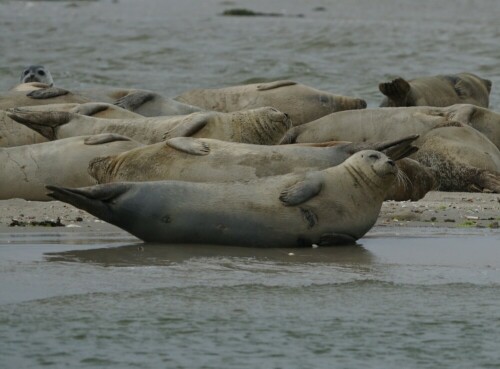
[71,103,111,117]
[165,137,210,155]
[279,173,323,206]
[114,90,156,111]
[6,109,72,140]
[378,77,411,106]
[257,80,297,91]
[27,87,69,99]
[84,133,135,145]
[318,233,357,246]
[163,113,213,139]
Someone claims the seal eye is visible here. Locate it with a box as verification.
[369,154,380,160]
[24,70,29,75]
[38,70,46,76]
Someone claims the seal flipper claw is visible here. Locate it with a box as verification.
[379,77,411,106]
[114,90,156,111]
[279,173,323,206]
[27,87,69,99]
[6,109,72,140]
[163,114,213,139]
[165,137,210,155]
[318,233,357,246]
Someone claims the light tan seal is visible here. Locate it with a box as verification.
[47,150,398,247]
[12,102,143,119]
[7,107,292,145]
[175,80,367,126]
[379,72,491,108]
[0,134,143,201]
[0,110,48,147]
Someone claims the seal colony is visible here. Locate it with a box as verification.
[1,65,499,247]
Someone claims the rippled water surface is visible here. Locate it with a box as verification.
[1,0,500,368]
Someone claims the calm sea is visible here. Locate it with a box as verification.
[1,0,500,368]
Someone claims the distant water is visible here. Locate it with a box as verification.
[1,0,500,368]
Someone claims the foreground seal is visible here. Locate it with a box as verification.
[19,65,54,86]
[7,107,291,145]
[48,150,398,247]
[0,134,143,201]
[175,80,367,125]
[379,72,491,108]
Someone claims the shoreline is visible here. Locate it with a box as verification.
[0,191,498,236]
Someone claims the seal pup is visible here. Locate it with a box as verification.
[0,134,143,201]
[88,135,417,184]
[379,72,491,108]
[48,150,398,247]
[175,80,367,126]
[7,106,292,145]
[19,65,54,86]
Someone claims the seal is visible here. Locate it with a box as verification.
[413,123,500,192]
[7,106,292,145]
[385,158,437,201]
[0,110,48,147]
[19,65,54,86]
[88,135,417,183]
[17,102,143,119]
[0,133,143,201]
[175,80,367,126]
[47,150,398,247]
[379,72,491,108]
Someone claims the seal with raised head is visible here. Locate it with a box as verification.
[0,133,143,201]
[48,150,398,247]
[175,80,367,126]
[379,72,491,108]
[7,106,292,145]
[19,65,54,86]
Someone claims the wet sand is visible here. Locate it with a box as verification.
[1,191,498,236]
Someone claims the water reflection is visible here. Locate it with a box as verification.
[45,242,375,267]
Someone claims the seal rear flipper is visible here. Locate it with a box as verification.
[114,90,156,111]
[257,80,297,91]
[84,133,135,145]
[378,77,411,106]
[279,173,323,206]
[163,114,211,139]
[344,134,420,160]
[71,103,111,117]
[27,87,69,99]
[165,137,210,155]
[46,183,132,221]
[318,233,357,246]
[6,109,73,140]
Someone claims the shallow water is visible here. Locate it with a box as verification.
[1,0,500,367]
[1,229,500,368]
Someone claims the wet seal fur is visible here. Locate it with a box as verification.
[7,106,292,145]
[379,72,491,108]
[175,80,367,126]
[48,150,397,247]
[0,134,143,201]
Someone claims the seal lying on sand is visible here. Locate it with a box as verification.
[0,134,143,201]
[48,150,398,247]
[7,107,291,145]
[379,72,491,108]
[19,65,54,86]
[12,102,143,119]
[175,80,367,126]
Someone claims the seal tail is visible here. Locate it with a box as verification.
[378,77,411,106]
[46,183,131,221]
[6,109,72,140]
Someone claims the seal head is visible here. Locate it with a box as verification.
[20,65,54,86]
